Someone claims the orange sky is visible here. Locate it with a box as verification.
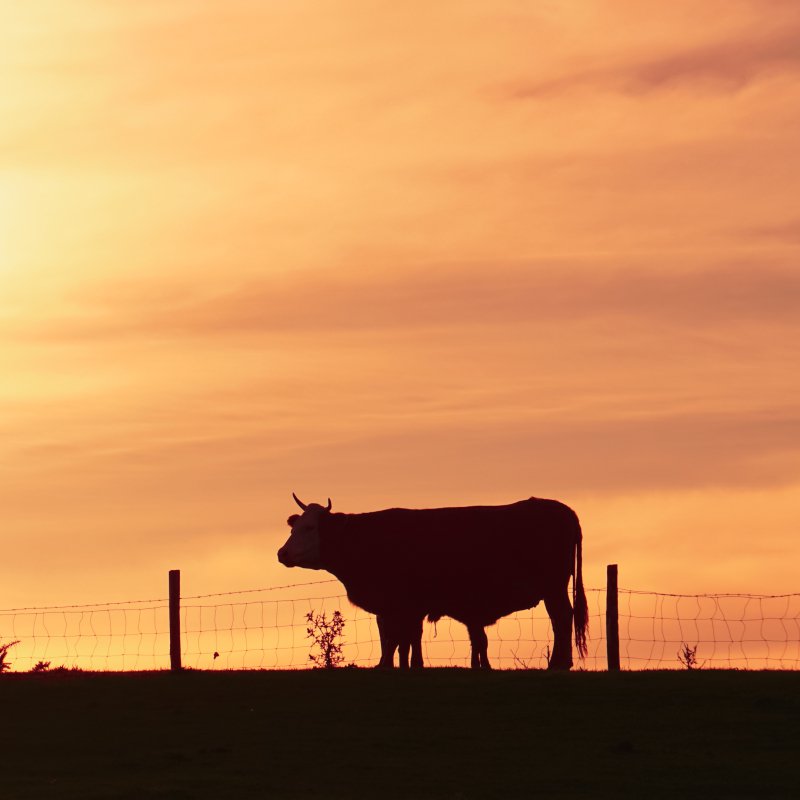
[2,1,799,610]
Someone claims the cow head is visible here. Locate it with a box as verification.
[276,493,332,570]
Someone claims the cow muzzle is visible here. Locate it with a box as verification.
[277,547,293,567]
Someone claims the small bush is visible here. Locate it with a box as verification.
[306,610,346,669]
[678,643,703,670]
[31,661,52,673]
[0,640,20,673]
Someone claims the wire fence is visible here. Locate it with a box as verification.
[2,581,799,672]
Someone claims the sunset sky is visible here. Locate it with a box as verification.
[2,0,799,610]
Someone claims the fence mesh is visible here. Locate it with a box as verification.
[1,583,798,672]
[620,590,800,670]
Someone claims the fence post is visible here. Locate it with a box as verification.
[606,563,620,671]
[169,569,182,671]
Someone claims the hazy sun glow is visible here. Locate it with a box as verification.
[1,1,799,617]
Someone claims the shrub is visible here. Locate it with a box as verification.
[0,640,20,673]
[306,610,346,669]
[678,643,703,670]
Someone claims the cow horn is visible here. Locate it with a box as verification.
[326,497,332,511]
[292,492,308,511]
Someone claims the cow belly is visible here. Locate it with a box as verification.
[436,594,543,628]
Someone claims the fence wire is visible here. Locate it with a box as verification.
[1,585,798,672]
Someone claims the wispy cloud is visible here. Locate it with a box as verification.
[511,26,800,98]
[16,259,800,342]
[7,401,798,500]
[319,407,800,495]
[746,219,800,244]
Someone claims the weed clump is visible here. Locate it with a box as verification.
[678,643,704,670]
[0,640,20,673]
[306,610,346,669]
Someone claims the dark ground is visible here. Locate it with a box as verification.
[1,669,797,799]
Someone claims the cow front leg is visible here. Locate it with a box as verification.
[544,590,574,670]
[375,615,395,669]
[397,641,410,669]
[400,616,424,669]
[470,632,480,670]
[467,624,491,670]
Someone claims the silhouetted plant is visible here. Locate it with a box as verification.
[512,644,550,669]
[678,643,703,670]
[306,610,346,669]
[510,648,533,669]
[0,640,20,673]
[28,659,83,674]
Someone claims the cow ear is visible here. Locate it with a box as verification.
[287,514,300,527]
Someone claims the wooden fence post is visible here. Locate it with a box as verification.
[606,563,620,671]
[169,569,182,671]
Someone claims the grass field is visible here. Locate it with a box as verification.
[1,669,797,799]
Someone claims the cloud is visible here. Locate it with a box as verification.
[289,406,800,497]
[511,26,800,98]
[746,219,800,244]
[16,259,800,342]
[9,402,798,500]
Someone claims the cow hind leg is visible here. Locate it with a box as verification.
[544,590,574,670]
[375,615,396,669]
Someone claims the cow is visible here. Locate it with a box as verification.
[278,494,588,670]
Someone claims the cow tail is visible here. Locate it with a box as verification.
[573,520,589,659]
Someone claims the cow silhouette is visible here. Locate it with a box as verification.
[279,494,587,669]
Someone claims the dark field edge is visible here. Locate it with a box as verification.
[1,669,797,800]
